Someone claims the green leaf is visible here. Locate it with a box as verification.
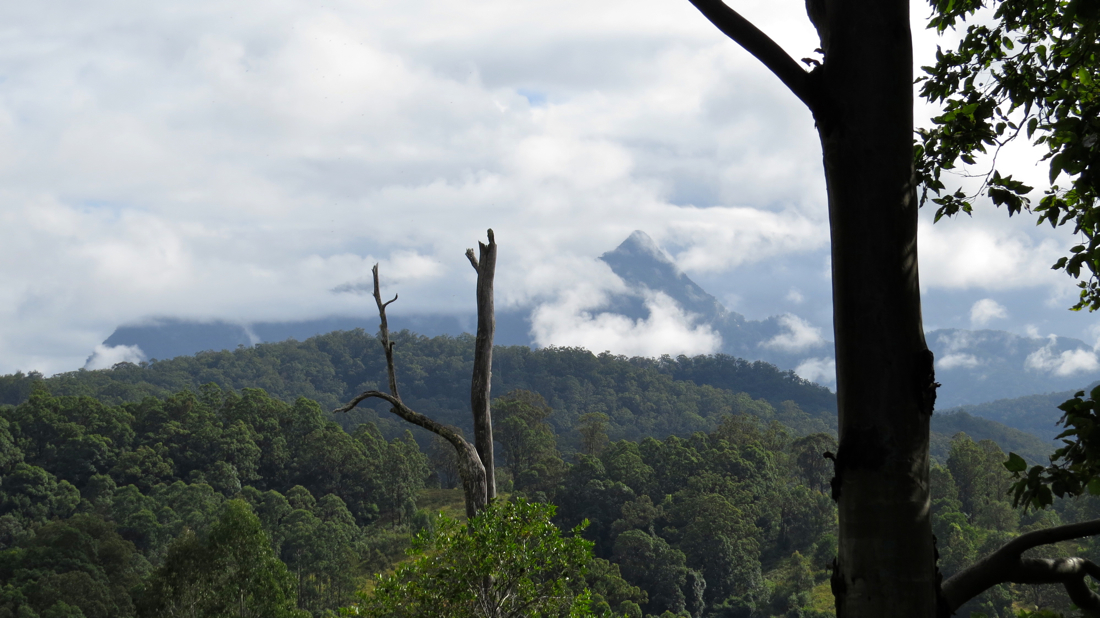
[1004,452,1027,473]
[1087,478,1100,496]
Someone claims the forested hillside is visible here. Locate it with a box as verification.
[0,331,1091,616]
[0,379,1093,617]
[0,386,430,617]
[943,389,1099,442]
[0,329,1055,460]
[929,411,1055,464]
[0,330,839,443]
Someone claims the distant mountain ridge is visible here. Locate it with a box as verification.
[596,231,831,370]
[939,384,1100,443]
[5,328,1057,464]
[925,329,1099,407]
[94,230,1100,410]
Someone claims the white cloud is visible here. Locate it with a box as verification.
[786,288,804,304]
[918,215,1072,293]
[969,298,1008,327]
[1087,323,1100,350]
[1025,339,1100,377]
[936,329,980,355]
[666,208,827,274]
[332,250,444,294]
[762,314,825,353]
[795,357,835,387]
[530,289,721,358]
[938,353,982,370]
[0,0,836,375]
[0,0,1092,376]
[84,344,146,370]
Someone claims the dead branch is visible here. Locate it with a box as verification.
[467,229,497,500]
[942,518,1100,615]
[335,255,493,519]
[371,264,401,399]
[336,390,487,519]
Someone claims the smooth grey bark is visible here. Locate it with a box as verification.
[942,518,1100,615]
[816,2,939,616]
[335,231,499,519]
[688,0,936,614]
[686,1,1100,616]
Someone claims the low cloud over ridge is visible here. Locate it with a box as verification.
[762,314,825,353]
[531,289,721,359]
[1025,338,1100,377]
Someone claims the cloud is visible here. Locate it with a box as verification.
[918,216,1072,292]
[936,329,981,354]
[664,208,828,274]
[1087,323,1100,350]
[938,353,982,370]
[794,357,835,387]
[762,314,825,353]
[1025,339,1100,377]
[530,289,721,358]
[332,251,444,294]
[0,0,1091,376]
[969,298,1008,326]
[0,0,834,375]
[84,344,146,370]
[786,288,804,304]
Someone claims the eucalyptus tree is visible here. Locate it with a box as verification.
[684,0,1100,614]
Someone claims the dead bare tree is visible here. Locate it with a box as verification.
[466,230,497,501]
[335,230,498,519]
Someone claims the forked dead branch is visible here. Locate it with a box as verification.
[335,230,498,519]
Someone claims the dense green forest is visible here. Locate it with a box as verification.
[0,330,838,442]
[0,330,1089,617]
[0,330,1063,460]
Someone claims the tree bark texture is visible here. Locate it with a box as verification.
[688,0,936,615]
[466,229,497,501]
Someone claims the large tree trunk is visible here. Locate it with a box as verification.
[815,1,938,615]
[687,1,1100,615]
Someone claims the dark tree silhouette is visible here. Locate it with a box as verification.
[336,230,497,518]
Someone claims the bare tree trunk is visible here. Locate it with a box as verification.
[679,1,1100,613]
[687,0,935,614]
[466,230,497,500]
[335,231,498,519]
[815,2,939,616]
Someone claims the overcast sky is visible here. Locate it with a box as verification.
[1,0,1096,377]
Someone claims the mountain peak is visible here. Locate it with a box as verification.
[613,230,674,265]
[599,231,732,326]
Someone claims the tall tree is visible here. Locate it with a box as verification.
[493,389,564,496]
[685,0,1100,614]
[336,231,497,518]
[137,499,306,618]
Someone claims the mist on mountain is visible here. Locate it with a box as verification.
[92,230,1099,410]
